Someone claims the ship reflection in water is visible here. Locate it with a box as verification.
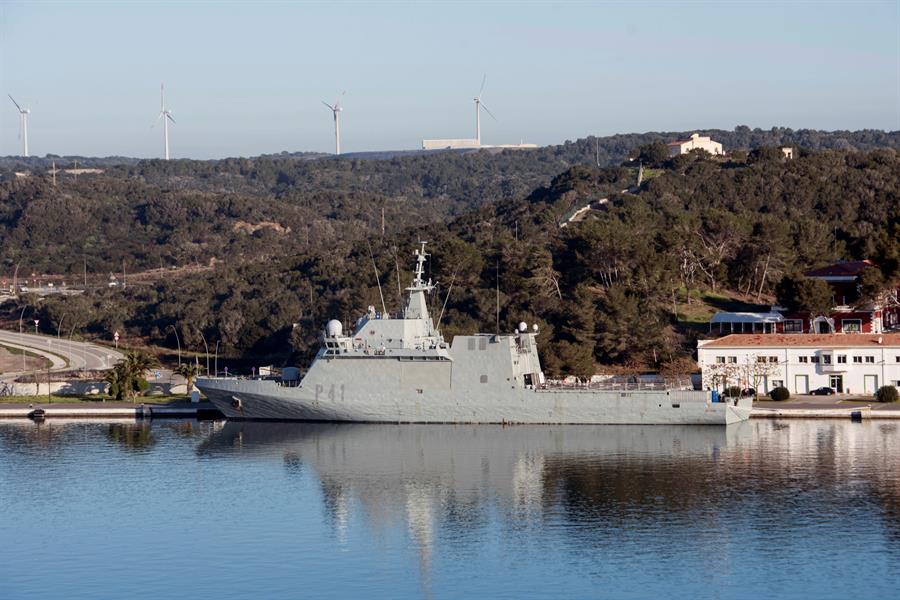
[2,420,899,599]
[197,421,900,599]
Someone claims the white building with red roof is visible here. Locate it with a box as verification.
[697,333,900,396]
[667,133,723,157]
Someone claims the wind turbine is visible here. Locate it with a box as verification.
[153,84,175,160]
[8,95,30,157]
[322,92,344,155]
[473,75,496,146]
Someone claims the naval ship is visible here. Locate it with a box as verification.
[196,243,752,425]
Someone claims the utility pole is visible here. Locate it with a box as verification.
[495,260,500,335]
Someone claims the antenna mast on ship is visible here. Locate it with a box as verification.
[412,241,432,289]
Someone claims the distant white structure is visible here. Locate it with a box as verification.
[781,147,795,159]
[322,93,344,155]
[8,95,30,157]
[667,133,723,157]
[153,84,176,160]
[422,138,481,150]
[422,76,536,151]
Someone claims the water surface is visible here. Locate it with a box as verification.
[1,420,898,599]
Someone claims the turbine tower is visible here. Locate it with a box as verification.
[322,92,344,155]
[8,95,30,157]
[473,75,496,146]
[153,84,176,160]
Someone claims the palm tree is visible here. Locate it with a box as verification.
[175,362,201,396]
[114,351,161,402]
[104,367,124,400]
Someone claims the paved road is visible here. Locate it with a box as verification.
[0,329,124,380]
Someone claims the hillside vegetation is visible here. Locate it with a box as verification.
[2,136,898,376]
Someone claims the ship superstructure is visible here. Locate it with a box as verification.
[196,243,751,425]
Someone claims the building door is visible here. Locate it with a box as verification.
[795,375,809,394]
[829,375,843,393]
[864,375,878,394]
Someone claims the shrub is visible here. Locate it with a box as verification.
[875,386,899,403]
[725,386,742,398]
[769,386,790,401]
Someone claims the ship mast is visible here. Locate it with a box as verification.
[404,242,436,323]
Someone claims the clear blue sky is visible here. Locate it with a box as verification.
[1,1,898,159]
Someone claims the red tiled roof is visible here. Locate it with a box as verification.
[804,260,874,278]
[700,333,900,348]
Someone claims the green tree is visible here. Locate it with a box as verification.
[108,351,161,402]
[775,274,833,316]
[634,142,670,167]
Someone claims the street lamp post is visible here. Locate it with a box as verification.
[214,340,220,376]
[198,330,210,375]
[169,325,181,367]
[18,306,26,372]
[57,314,65,342]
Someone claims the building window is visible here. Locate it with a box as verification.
[853,356,863,364]
[772,380,784,389]
[757,356,767,363]
[811,356,820,363]
[784,320,803,333]
[837,355,847,364]
[727,356,737,363]
[865,356,875,363]
[716,356,726,364]
[769,356,779,363]
[841,319,862,333]
[823,355,832,365]
[799,356,808,363]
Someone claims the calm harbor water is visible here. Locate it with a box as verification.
[1,419,899,600]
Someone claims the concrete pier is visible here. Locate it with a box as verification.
[0,401,223,420]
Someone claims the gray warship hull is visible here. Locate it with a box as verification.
[197,243,752,425]
[197,373,751,425]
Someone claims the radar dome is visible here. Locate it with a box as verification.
[518,322,528,332]
[325,320,343,338]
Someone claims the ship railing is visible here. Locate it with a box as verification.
[541,379,694,392]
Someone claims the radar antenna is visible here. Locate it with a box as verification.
[413,241,430,288]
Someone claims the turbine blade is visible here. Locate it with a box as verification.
[478,74,487,97]
[152,112,163,128]
[8,94,22,112]
[322,100,334,110]
[160,83,165,110]
[480,102,498,121]
[167,113,176,124]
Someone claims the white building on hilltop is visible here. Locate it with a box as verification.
[697,333,900,396]
[667,133,724,157]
